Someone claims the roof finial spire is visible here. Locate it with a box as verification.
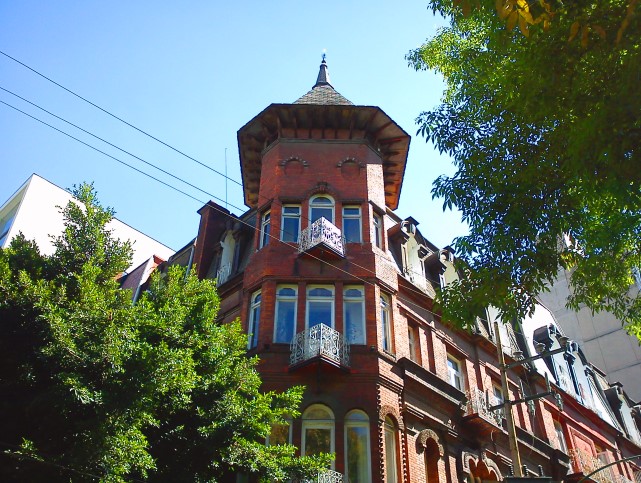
[314,50,332,88]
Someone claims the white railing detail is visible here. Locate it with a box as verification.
[216,263,231,284]
[465,388,504,426]
[298,217,345,257]
[298,469,343,483]
[290,324,349,367]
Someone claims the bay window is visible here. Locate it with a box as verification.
[274,286,297,343]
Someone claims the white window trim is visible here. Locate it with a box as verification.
[302,405,335,469]
[266,418,292,446]
[343,286,366,345]
[280,204,301,242]
[260,211,271,248]
[274,285,298,343]
[309,194,335,225]
[381,293,393,353]
[306,285,335,330]
[247,291,261,349]
[342,205,362,243]
[447,354,465,391]
[373,212,383,248]
[384,417,399,483]
[344,410,372,482]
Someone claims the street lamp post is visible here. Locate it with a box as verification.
[492,321,569,479]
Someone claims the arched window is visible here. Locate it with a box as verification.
[302,404,335,468]
[384,417,400,483]
[345,410,371,482]
[274,286,297,343]
[247,291,261,349]
[344,286,365,344]
[307,286,334,329]
[310,195,334,224]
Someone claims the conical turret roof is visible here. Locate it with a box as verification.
[294,56,353,106]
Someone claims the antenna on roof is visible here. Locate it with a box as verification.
[224,147,228,209]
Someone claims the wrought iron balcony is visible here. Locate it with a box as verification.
[216,263,231,284]
[569,449,617,483]
[290,324,350,368]
[298,217,345,259]
[464,388,504,426]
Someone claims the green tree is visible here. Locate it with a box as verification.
[407,1,641,336]
[0,184,330,482]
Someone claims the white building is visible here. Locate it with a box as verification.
[0,174,173,272]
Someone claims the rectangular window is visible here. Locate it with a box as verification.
[307,286,334,329]
[554,421,568,453]
[267,420,291,446]
[274,286,297,343]
[260,211,271,248]
[247,291,261,349]
[447,355,464,391]
[281,205,300,242]
[373,213,383,248]
[343,206,361,243]
[380,293,393,353]
[344,286,365,344]
[408,322,421,364]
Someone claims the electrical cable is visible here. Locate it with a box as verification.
[0,52,449,288]
[1,98,446,322]
[0,50,239,187]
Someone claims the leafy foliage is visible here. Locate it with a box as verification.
[0,184,330,482]
[408,1,641,337]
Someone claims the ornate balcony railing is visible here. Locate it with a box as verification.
[465,388,504,426]
[298,217,345,257]
[290,324,349,368]
[216,263,231,284]
[569,449,617,483]
[298,469,343,483]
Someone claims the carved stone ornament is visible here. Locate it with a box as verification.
[378,404,405,431]
[417,429,444,456]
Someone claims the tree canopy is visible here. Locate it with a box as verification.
[407,0,641,336]
[0,184,330,482]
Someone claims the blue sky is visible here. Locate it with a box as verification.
[0,1,466,252]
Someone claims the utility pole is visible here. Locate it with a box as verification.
[492,320,570,480]
[495,320,523,477]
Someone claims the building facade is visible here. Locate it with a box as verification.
[0,174,174,273]
[182,59,641,482]
[538,271,641,402]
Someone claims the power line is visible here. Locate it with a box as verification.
[0,54,450,316]
[0,49,240,187]
[0,86,247,215]
[2,98,445,321]
[0,81,446,288]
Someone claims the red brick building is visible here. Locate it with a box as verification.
[172,58,641,482]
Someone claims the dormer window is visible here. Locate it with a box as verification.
[310,195,334,224]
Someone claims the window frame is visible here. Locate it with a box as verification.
[309,195,335,224]
[301,404,335,469]
[260,211,271,248]
[266,417,292,446]
[247,291,261,349]
[344,410,372,482]
[408,321,421,364]
[380,293,393,353]
[280,204,301,242]
[384,416,400,483]
[373,212,383,248]
[344,286,366,345]
[446,354,465,391]
[274,285,298,344]
[306,285,335,330]
[342,205,362,243]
